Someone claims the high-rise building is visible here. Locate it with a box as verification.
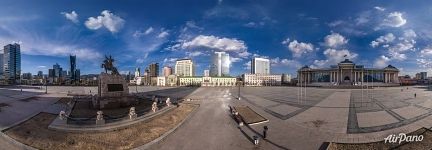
[3,43,21,84]
[135,67,141,77]
[175,59,194,77]
[148,63,159,77]
[75,69,80,83]
[420,72,427,80]
[204,69,210,77]
[22,72,32,80]
[69,55,77,84]
[210,52,230,77]
[251,57,270,75]
[0,53,3,77]
[163,66,172,77]
[37,71,43,77]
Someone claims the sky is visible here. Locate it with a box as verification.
[1,0,432,77]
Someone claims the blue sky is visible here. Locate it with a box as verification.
[1,0,432,77]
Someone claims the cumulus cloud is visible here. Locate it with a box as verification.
[313,49,358,67]
[370,33,395,48]
[178,35,250,59]
[374,55,390,68]
[324,33,348,48]
[85,10,125,33]
[281,38,314,57]
[381,12,407,28]
[230,57,242,63]
[61,11,79,24]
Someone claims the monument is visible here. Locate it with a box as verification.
[94,55,135,109]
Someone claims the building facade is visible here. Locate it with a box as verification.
[69,55,77,84]
[157,76,166,86]
[242,73,282,86]
[178,76,236,87]
[163,66,172,77]
[149,63,159,77]
[175,59,195,76]
[297,59,400,86]
[210,52,230,76]
[251,57,270,75]
[3,43,21,84]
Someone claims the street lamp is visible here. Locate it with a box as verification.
[237,81,242,100]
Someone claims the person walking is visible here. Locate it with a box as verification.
[263,126,268,139]
[415,93,417,98]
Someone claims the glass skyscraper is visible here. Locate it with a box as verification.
[70,55,77,84]
[251,57,270,75]
[210,51,230,77]
[3,43,21,84]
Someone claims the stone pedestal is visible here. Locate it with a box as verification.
[94,73,133,109]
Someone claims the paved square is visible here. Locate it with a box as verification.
[420,100,432,109]
[392,106,429,119]
[243,95,280,107]
[268,104,301,116]
[357,111,399,127]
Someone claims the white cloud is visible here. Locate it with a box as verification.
[417,58,432,68]
[421,47,432,56]
[145,27,154,35]
[157,31,169,38]
[230,57,242,63]
[370,33,395,48]
[243,60,251,70]
[85,10,125,33]
[381,12,407,28]
[374,6,386,11]
[281,38,314,57]
[186,51,203,57]
[181,35,247,51]
[133,27,155,38]
[61,11,79,24]
[313,49,358,67]
[324,33,348,48]
[37,65,46,68]
[270,57,301,68]
[374,55,390,68]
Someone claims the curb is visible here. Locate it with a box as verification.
[0,132,37,150]
[133,103,200,150]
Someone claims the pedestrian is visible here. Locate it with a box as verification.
[415,93,417,98]
[263,126,268,139]
[253,135,259,145]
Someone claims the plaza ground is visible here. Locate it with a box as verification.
[1,85,432,149]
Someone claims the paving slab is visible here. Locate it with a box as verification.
[392,106,429,119]
[243,94,279,107]
[357,111,399,128]
[268,104,301,116]
[289,91,351,133]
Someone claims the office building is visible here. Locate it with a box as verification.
[69,55,77,84]
[3,43,21,84]
[175,59,195,77]
[252,57,270,75]
[0,53,3,76]
[149,63,159,77]
[210,52,230,76]
[204,69,210,77]
[242,74,282,86]
[163,66,172,77]
[420,72,427,80]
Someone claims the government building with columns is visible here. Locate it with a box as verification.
[297,59,400,87]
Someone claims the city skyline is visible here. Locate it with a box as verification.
[1,0,432,76]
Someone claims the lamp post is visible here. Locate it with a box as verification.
[238,81,242,100]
